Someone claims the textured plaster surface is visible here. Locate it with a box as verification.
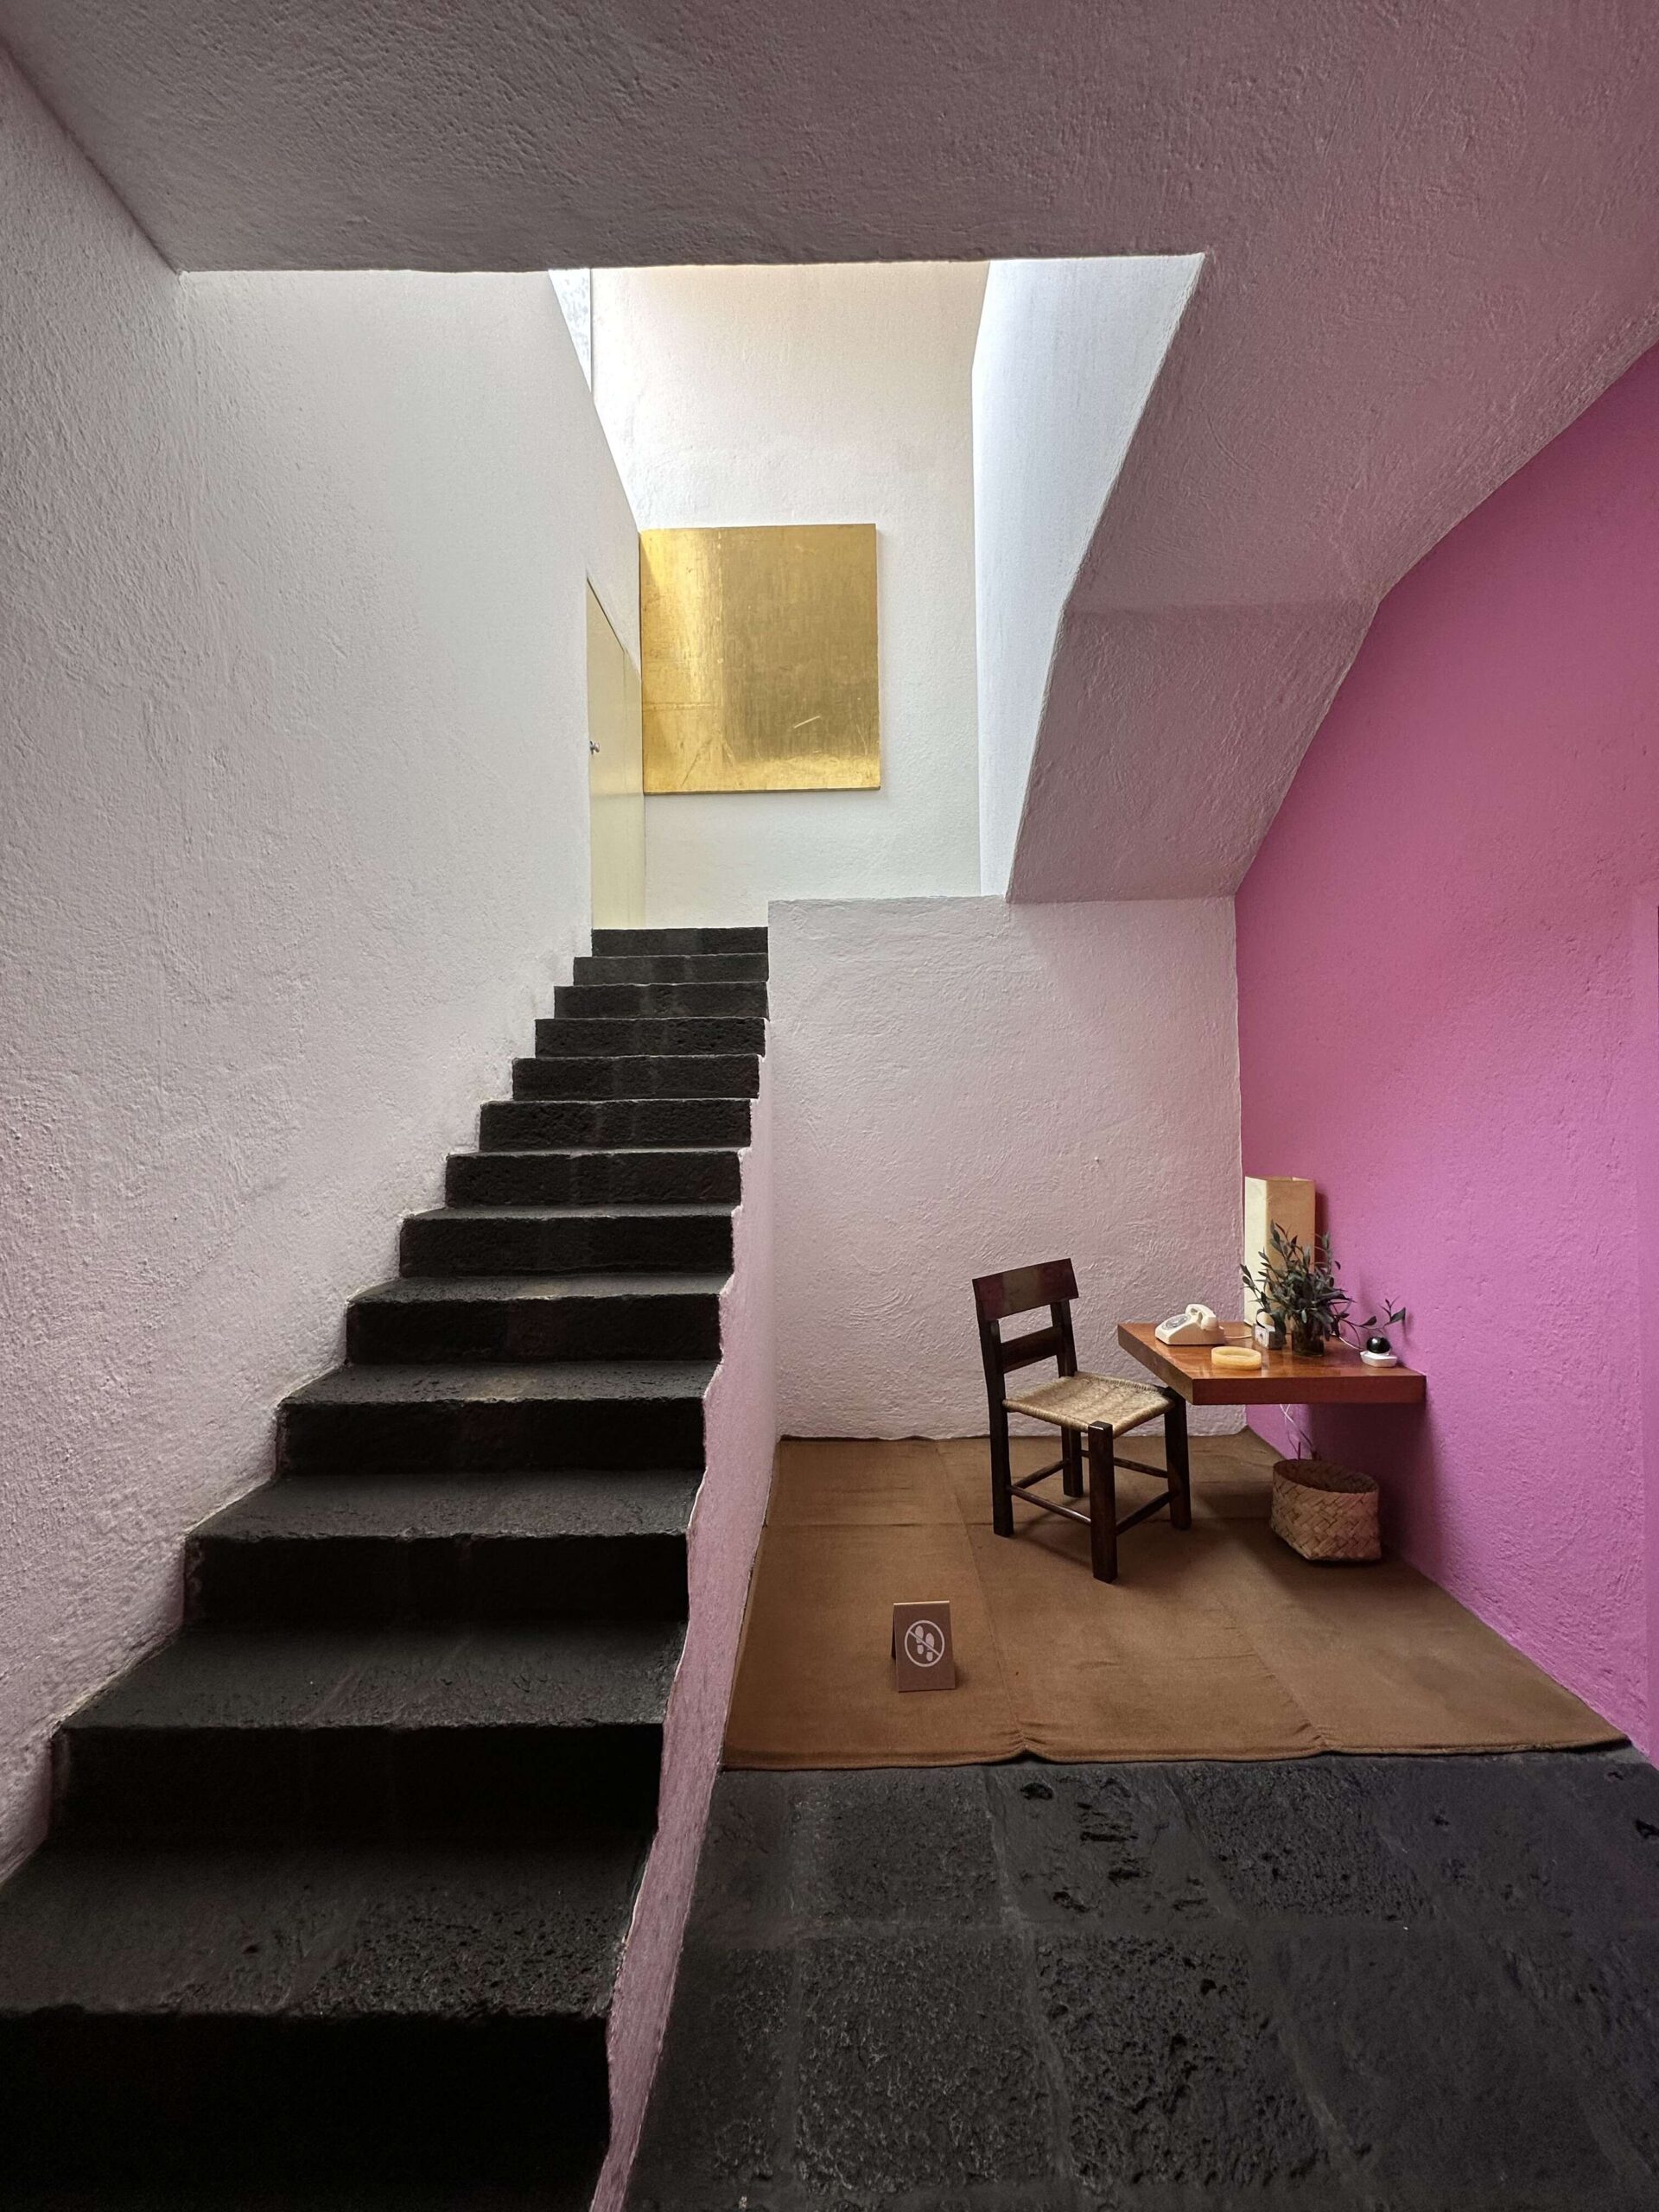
[0,57,639,1873]
[772,898,1242,1438]
[4,5,1657,905]
[1236,341,1659,1748]
[598,1054,776,2212]
[1009,599,1374,899]
[973,256,1200,895]
[591,263,984,925]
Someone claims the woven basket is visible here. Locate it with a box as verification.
[1270,1458,1381,1563]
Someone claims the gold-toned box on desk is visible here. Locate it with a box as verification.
[1242,1176,1316,1324]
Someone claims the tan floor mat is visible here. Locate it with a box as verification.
[723,1433,1618,1767]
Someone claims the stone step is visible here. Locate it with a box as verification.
[590,926,766,957]
[534,1014,766,1058]
[346,1272,726,1363]
[447,1146,741,1208]
[572,952,768,986]
[188,1471,699,1625]
[553,980,768,1019]
[479,1096,753,1151]
[53,1618,685,1840]
[0,1836,634,2190]
[279,1359,714,1473]
[400,1203,733,1279]
[511,1052,760,1100]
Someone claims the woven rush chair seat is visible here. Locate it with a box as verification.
[1004,1371,1166,1437]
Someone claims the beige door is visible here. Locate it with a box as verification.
[587,585,645,928]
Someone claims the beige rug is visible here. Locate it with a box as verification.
[723,1432,1618,1767]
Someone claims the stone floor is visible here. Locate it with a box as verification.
[629,1751,1659,2211]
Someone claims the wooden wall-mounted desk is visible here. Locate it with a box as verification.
[1117,1321,1426,1408]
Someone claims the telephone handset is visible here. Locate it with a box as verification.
[1154,1303,1224,1347]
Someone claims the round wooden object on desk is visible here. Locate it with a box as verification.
[1270,1459,1381,1562]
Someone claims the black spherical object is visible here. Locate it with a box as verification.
[1365,1333,1392,1356]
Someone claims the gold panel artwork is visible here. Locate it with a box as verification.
[640,524,880,792]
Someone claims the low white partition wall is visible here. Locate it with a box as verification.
[772,895,1243,1437]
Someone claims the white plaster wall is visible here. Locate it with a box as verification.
[597,1053,775,2212]
[973,257,1202,896]
[590,262,985,925]
[0,54,638,1875]
[550,268,594,385]
[772,899,1243,1438]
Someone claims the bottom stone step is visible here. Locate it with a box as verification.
[0,1836,636,2191]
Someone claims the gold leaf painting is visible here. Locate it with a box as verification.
[640,524,880,792]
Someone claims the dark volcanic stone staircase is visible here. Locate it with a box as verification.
[0,926,767,2208]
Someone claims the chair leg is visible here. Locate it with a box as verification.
[989,1406,1014,1537]
[1061,1427,1083,1498]
[1086,1422,1119,1582]
[1164,1390,1192,1531]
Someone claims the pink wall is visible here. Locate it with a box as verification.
[1236,342,1659,1747]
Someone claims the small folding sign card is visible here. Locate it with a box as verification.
[891,1600,956,1692]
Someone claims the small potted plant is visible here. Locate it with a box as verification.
[1242,1226,1403,1357]
[1241,1226,1342,1355]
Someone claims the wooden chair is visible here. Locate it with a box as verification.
[971,1258,1192,1583]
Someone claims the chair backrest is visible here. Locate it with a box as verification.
[971,1258,1079,1403]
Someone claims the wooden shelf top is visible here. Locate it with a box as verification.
[1117,1320,1427,1406]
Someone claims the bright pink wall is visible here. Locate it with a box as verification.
[1236,342,1659,1747]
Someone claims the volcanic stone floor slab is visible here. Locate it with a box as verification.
[629,1751,1659,2210]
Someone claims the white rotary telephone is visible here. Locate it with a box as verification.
[1154,1303,1225,1347]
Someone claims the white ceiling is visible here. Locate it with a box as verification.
[7,0,1656,894]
